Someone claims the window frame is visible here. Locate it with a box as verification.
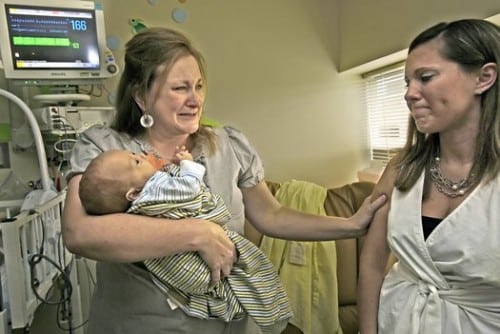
[363,62,408,166]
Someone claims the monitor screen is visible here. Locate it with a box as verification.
[0,0,118,85]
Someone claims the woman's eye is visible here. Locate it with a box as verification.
[420,73,434,83]
[173,86,187,91]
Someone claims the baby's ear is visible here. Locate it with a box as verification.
[125,187,141,201]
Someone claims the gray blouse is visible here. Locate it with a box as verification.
[67,125,266,334]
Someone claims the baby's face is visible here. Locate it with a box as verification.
[107,150,157,187]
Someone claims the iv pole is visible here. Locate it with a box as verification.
[0,88,51,192]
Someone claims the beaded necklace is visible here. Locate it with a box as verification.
[429,156,476,198]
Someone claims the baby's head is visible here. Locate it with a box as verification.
[79,150,157,215]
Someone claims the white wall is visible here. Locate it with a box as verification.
[338,0,500,70]
[91,0,364,187]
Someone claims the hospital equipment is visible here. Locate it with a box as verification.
[0,0,118,86]
[0,0,117,331]
[0,88,84,334]
[33,105,115,136]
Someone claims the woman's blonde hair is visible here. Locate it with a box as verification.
[112,27,217,153]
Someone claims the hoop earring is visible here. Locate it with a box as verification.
[140,114,154,128]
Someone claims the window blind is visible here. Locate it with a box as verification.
[364,64,408,165]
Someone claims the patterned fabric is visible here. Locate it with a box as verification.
[130,163,231,222]
[127,164,293,333]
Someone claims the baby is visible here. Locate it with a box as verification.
[79,147,224,218]
[79,148,292,333]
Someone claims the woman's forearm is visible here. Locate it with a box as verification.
[62,176,222,262]
[259,207,362,240]
[242,182,386,240]
[357,263,387,334]
[63,212,202,262]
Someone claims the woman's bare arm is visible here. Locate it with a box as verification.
[241,181,387,241]
[62,174,236,282]
[357,163,397,334]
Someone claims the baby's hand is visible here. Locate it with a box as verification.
[175,146,193,162]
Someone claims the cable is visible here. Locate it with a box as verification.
[51,115,78,134]
[26,217,91,332]
[27,211,71,305]
[29,254,73,305]
[27,210,72,305]
[53,138,77,155]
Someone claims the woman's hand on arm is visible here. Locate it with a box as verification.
[241,181,386,241]
[357,163,397,334]
[348,193,388,237]
[62,175,236,284]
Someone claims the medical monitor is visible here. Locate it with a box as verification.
[0,0,118,86]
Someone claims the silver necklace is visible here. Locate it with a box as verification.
[429,156,475,198]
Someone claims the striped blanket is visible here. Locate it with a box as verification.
[127,166,292,333]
